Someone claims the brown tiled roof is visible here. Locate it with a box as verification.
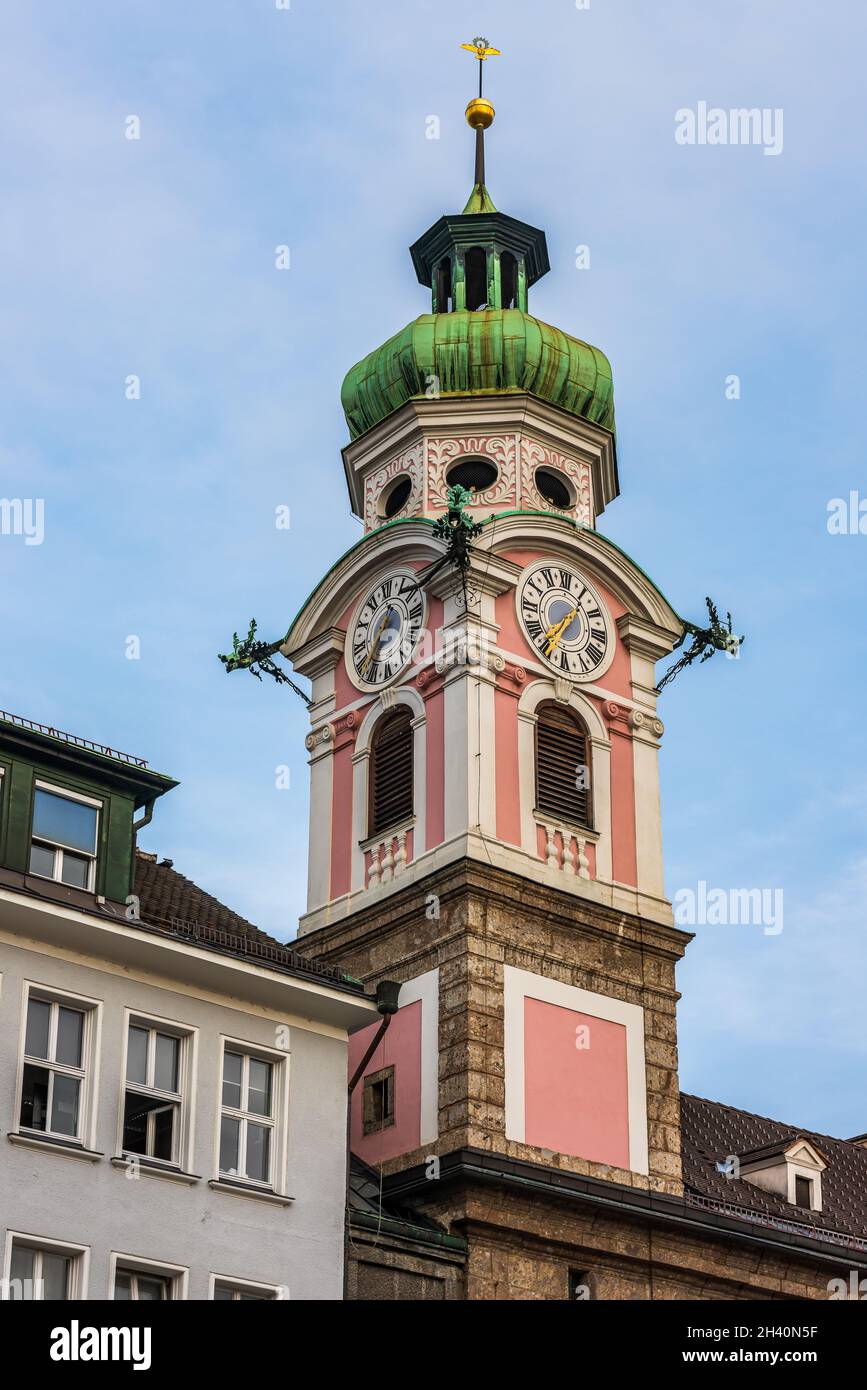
[134,851,278,947]
[132,851,359,992]
[681,1093,867,1249]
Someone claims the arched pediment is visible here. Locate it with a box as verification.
[482,512,682,638]
[283,519,443,664]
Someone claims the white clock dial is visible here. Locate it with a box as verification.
[517,561,613,680]
[348,569,426,690]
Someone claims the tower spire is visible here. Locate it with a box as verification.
[460,37,499,215]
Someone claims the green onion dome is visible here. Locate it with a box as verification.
[341,308,615,442]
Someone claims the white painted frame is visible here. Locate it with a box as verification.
[117,1009,199,1172]
[351,685,427,890]
[2,1230,91,1300]
[30,780,102,892]
[517,679,612,882]
[208,1271,288,1301]
[14,979,103,1151]
[502,965,648,1175]
[397,969,439,1147]
[109,1250,189,1300]
[214,1036,291,1196]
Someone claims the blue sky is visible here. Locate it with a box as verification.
[2,1,866,1137]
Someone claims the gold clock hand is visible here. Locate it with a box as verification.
[360,608,393,678]
[544,606,578,656]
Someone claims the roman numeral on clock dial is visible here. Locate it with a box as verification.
[348,569,426,690]
[517,561,612,682]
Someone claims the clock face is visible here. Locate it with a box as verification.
[517,561,613,680]
[348,569,426,690]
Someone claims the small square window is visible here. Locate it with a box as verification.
[362,1065,395,1135]
[569,1269,592,1300]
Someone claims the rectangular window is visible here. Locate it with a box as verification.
[109,1254,187,1301]
[122,1021,186,1165]
[363,1065,395,1135]
[29,785,100,890]
[19,995,87,1141]
[219,1049,276,1186]
[569,1269,592,1300]
[114,1269,172,1301]
[3,1235,88,1301]
[212,1279,278,1302]
[795,1175,813,1208]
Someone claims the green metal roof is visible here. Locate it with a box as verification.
[461,181,498,214]
[340,308,616,442]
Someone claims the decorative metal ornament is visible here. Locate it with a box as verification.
[658,598,745,691]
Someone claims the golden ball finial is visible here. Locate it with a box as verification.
[465,97,495,130]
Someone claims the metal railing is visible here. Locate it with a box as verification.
[0,709,148,768]
[154,913,358,989]
[686,1191,867,1252]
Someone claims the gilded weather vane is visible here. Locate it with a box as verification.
[460,36,501,97]
[460,38,499,196]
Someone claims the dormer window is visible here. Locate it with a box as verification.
[738,1136,827,1213]
[29,785,100,891]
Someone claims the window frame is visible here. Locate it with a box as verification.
[209,1272,286,1301]
[215,1037,289,1194]
[14,982,101,1150]
[28,780,102,892]
[109,1251,188,1301]
[118,1009,197,1172]
[534,701,594,831]
[368,705,415,840]
[2,1231,90,1301]
[794,1174,815,1210]
[363,1064,395,1136]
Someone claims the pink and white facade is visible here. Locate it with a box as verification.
[287,392,683,1177]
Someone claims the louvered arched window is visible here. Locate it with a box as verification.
[535,703,592,829]
[369,707,414,837]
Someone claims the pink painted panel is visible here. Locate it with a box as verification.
[495,688,521,845]
[610,731,637,887]
[348,999,422,1164]
[524,997,629,1168]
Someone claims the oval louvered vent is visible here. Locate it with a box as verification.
[535,704,592,828]
[370,707,414,836]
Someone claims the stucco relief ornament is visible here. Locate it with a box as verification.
[428,435,518,510]
[520,439,591,525]
[364,443,423,529]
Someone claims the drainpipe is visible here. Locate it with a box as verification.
[132,798,156,835]
[344,979,401,1299]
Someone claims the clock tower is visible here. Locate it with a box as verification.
[285,54,694,1298]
